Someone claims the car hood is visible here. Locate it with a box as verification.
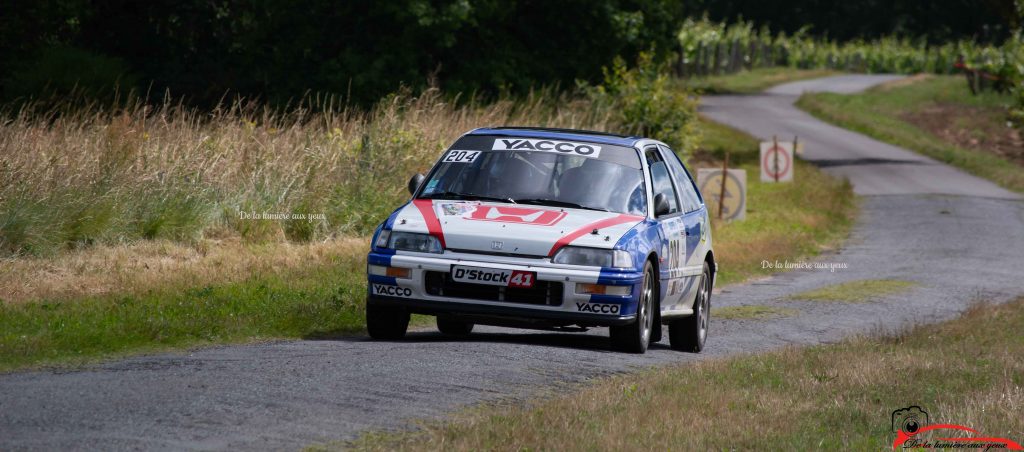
[390,200,644,257]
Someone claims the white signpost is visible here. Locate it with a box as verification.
[697,168,747,221]
[760,140,794,182]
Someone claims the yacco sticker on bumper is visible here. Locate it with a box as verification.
[575,302,620,314]
[372,284,413,298]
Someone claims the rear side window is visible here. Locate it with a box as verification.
[661,145,702,213]
[644,147,680,216]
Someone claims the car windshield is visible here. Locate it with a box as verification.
[419,136,646,216]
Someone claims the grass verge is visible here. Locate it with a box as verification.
[344,297,1024,451]
[788,279,918,303]
[692,117,858,286]
[712,305,798,320]
[683,67,840,94]
[0,250,370,372]
[796,75,1024,192]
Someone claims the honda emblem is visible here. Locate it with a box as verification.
[491,241,503,250]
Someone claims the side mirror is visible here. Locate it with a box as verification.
[408,173,425,196]
[654,193,670,217]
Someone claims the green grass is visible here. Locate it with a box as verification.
[683,67,840,94]
[343,297,1024,451]
[797,75,1024,192]
[693,117,858,286]
[697,113,760,158]
[788,279,918,303]
[713,305,798,320]
[0,255,370,371]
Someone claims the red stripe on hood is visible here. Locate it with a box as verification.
[548,214,643,257]
[412,199,446,248]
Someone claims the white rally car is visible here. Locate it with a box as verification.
[366,127,715,353]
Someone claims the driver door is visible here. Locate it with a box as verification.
[644,146,686,312]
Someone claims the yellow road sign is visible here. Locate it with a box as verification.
[697,168,746,221]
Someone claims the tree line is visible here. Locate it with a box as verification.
[0,0,1017,107]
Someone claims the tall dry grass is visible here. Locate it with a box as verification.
[0,89,620,256]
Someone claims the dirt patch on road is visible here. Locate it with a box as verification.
[788,279,917,303]
[902,103,1024,166]
[714,305,798,320]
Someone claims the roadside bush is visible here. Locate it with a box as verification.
[677,17,1024,128]
[1001,33,1024,126]
[675,16,1016,77]
[2,45,138,103]
[584,52,700,156]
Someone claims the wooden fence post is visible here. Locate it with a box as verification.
[718,152,729,220]
[773,135,779,183]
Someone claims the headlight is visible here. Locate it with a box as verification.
[552,247,632,268]
[385,231,442,253]
[374,230,391,248]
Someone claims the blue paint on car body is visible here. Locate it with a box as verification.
[608,219,667,311]
[367,275,398,286]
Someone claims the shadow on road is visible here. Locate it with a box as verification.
[305,328,675,354]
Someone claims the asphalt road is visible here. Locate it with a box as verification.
[2,75,1022,451]
[702,75,1021,199]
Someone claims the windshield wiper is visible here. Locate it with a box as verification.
[421,191,516,204]
[512,198,611,212]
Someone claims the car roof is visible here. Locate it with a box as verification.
[467,127,644,147]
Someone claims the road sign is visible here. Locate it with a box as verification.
[698,168,746,221]
[760,141,793,182]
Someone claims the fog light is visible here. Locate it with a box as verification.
[576,283,631,296]
[368,265,411,279]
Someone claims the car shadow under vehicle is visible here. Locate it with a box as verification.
[307,326,678,354]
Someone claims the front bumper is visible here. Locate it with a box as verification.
[366,250,643,328]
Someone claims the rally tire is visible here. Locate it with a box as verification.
[366,302,410,340]
[651,309,663,343]
[436,316,474,336]
[669,261,710,353]
[610,261,655,353]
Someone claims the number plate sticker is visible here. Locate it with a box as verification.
[441,150,481,163]
[451,265,535,288]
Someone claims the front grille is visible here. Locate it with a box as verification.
[445,248,547,259]
[424,271,564,306]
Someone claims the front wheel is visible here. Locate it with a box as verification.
[610,261,655,353]
[669,261,710,353]
[366,302,410,340]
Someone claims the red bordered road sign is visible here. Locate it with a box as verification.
[759,141,794,182]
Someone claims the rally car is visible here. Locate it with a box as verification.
[366,127,715,353]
